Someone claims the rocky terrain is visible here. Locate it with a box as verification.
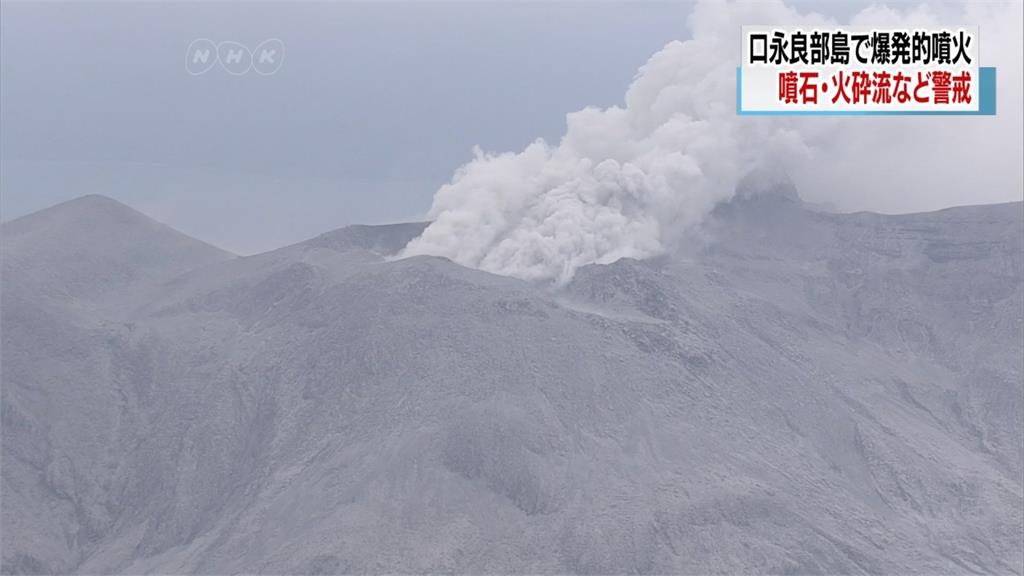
[2,189,1021,574]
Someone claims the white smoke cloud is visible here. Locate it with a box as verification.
[401,0,1023,284]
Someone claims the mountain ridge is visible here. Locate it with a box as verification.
[1,195,234,305]
[2,193,1022,574]
[6,193,1021,261]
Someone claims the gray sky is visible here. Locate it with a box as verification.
[1,0,701,253]
[3,1,1017,255]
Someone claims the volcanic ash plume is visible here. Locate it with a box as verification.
[400,29,767,284]
[400,0,1023,284]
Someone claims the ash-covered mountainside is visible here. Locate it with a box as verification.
[2,191,1021,574]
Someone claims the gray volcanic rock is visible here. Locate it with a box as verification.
[2,195,233,303]
[1,194,1021,574]
[304,222,429,255]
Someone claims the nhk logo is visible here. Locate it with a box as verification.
[186,39,284,76]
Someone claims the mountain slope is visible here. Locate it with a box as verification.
[1,194,1021,574]
[2,195,234,305]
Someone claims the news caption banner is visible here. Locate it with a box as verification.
[738,27,995,115]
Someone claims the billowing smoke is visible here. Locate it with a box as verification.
[401,0,1022,284]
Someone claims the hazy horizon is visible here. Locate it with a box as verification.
[3,0,1020,257]
[6,188,1023,259]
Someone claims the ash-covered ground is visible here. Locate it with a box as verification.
[2,187,1021,574]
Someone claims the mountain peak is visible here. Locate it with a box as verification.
[63,193,126,208]
[304,221,429,255]
[4,194,137,234]
[734,167,801,203]
[2,195,233,301]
